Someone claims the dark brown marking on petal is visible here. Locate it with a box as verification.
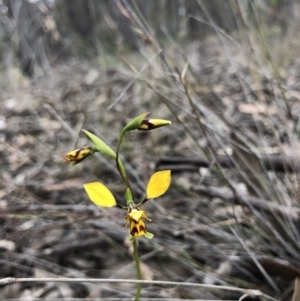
[131,226,139,236]
[64,149,83,162]
[71,149,83,160]
[139,224,146,234]
[75,149,81,158]
[138,120,155,131]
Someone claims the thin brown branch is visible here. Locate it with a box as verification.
[157,155,300,173]
[0,277,278,301]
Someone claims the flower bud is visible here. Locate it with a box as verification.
[63,146,96,165]
[137,119,171,131]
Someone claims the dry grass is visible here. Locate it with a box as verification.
[1,1,300,300]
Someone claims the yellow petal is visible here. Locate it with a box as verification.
[130,218,147,237]
[146,170,171,199]
[83,182,117,207]
[129,208,146,222]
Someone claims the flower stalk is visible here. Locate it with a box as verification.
[133,239,142,301]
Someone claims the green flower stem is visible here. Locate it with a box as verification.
[115,133,127,179]
[133,239,142,301]
[116,132,125,177]
[116,131,135,200]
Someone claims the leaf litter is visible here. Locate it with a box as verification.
[1,35,300,300]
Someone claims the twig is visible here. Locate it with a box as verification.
[157,155,300,173]
[43,103,78,139]
[0,277,278,300]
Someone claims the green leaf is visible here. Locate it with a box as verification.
[122,112,149,134]
[144,232,154,239]
[82,130,116,159]
[129,235,136,241]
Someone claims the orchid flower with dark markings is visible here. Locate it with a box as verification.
[83,170,171,238]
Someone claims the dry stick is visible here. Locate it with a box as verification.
[156,154,300,173]
[43,103,78,139]
[0,277,278,301]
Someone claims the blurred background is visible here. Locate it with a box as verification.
[1,0,300,300]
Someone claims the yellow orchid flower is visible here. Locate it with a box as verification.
[124,205,152,237]
[83,170,171,238]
